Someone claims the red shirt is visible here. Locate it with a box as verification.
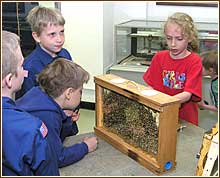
[143,50,202,125]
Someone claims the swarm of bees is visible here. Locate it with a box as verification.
[103,89,159,155]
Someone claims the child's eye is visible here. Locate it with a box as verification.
[49,32,56,37]
[59,30,64,36]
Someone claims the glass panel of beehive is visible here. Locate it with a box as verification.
[103,88,159,155]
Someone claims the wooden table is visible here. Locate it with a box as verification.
[60,121,205,176]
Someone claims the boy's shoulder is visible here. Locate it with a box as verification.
[25,45,52,62]
[16,87,63,114]
[24,46,72,69]
[24,46,72,66]
[3,104,45,134]
[58,48,72,59]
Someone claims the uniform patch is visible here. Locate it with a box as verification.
[40,122,48,138]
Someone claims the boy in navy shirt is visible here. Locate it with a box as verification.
[16,6,72,98]
[16,58,98,167]
[2,30,59,176]
[199,50,218,112]
[15,6,78,141]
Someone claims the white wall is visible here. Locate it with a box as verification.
[113,1,147,24]
[146,2,218,22]
[112,1,219,24]
[39,1,54,7]
[103,2,114,73]
[61,2,104,102]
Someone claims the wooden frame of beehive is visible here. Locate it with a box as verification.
[94,74,180,174]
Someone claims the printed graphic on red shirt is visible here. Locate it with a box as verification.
[40,122,48,138]
[163,70,186,89]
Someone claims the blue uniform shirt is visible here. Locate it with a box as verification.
[16,87,89,168]
[2,97,59,176]
[15,44,78,140]
[16,44,72,99]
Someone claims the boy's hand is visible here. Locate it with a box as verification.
[63,110,80,122]
[198,100,209,110]
[83,136,98,152]
[71,111,80,122]
[198,100,217,112]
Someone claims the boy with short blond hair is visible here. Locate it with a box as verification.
[16,5,71,98]
[27,5,65,35]
[2,30,59,176]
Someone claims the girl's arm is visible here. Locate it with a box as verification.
[174,91,192,104]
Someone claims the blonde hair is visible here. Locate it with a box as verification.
[37,58,90,98]
[2,31,20,79]
[201,50,218,74]
[27,6,65,35]
[164,12,199,53]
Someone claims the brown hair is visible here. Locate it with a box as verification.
[164,12,199,53]
[37,58,90,98]
[2,31,20,79]
[201,50,218,74]
[27,6,65,35]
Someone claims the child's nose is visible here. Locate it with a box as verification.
[171,39,176,46]
[56,34,63,42]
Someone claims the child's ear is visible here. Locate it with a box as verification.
[32,32,41,43]
[65,88,74,100]
[4,73,13,89]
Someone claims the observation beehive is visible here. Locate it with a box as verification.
[94,74,180,174]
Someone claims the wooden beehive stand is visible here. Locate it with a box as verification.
[94,74,180,174]
[196,123,219,176]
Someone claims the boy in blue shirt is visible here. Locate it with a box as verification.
[15,6,78,141]
[16,58,98,167]
[2,30,59,176]
[199,50,218,112]
[16,6,72,98]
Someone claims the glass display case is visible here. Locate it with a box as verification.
[109,19,218,85]
[114,19,218,66]
[115,20,166,67]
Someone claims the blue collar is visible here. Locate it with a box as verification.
[35,45,55,66]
